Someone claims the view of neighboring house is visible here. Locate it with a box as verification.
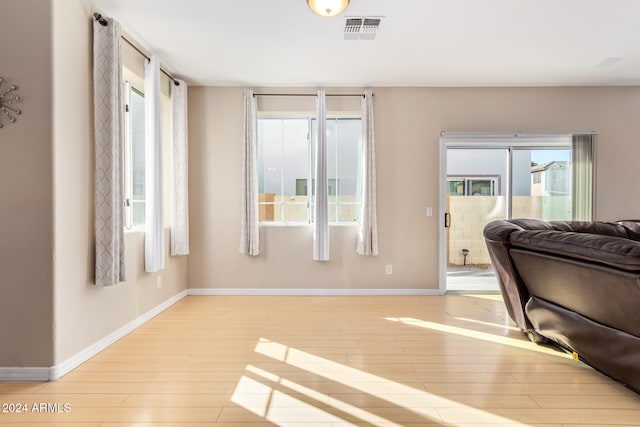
[531,160,570,196]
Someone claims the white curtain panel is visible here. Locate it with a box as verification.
[239,89,260,256]
[144,56,165,272]
[93,16,126,286]
[313,90,330,261]
[170,79,189,256]
[572,134,595,221]
[357,90,379,256]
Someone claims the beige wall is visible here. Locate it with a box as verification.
[0,0,55,366]
[189,87,404,291]
[0,0,188,370]
[188,86,640,291]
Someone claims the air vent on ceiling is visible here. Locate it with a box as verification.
[344,17,383,40]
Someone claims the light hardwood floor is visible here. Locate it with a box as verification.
[1,294,639,426]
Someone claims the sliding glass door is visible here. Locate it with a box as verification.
[440,134,592,293]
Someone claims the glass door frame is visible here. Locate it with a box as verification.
[438,133,574,294]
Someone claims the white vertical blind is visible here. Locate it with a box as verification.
[93,15,126,286]
[313,90,330,261]
[144,56,165,272]
[357,90,379,256]
[239,89,260,256]
[170,79,190,256]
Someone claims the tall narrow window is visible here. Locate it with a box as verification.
[258,118,309,223]
[123,81,146,228]
[322,118,362,223]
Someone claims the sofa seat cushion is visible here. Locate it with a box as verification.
[510,230,640,271]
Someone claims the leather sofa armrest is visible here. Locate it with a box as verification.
[483,220,522,243]
[483,218,553,243]
[483,219,539,335]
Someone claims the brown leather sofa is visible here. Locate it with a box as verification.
[483,218,640,392]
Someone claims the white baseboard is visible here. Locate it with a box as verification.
[0,290,187,382]
[187,288,443,296]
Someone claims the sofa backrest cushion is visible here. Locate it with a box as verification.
[548,221,635,239]
[510,230,640,271]
[617,220,640,241]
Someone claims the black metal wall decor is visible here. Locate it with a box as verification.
[0,77,22,128]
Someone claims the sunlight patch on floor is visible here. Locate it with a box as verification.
[232,366,405,426]
[385,317,570,359]
[227,338,526,426]
[462,293,504,301]
[454,316,520,332]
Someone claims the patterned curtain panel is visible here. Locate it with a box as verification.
[170,79,190,256]
[357,90,379,255]
[144,56,165,272]
[239,89,260,256]
[313,90,329,261]
[93,16,126,286]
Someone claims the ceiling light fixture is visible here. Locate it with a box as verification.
[307,0,350,17]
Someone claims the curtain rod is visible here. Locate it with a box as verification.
[253,93,370,98]
[441,131,598,138]
[93,13,180,86]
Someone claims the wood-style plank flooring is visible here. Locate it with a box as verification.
[1,294,640,426]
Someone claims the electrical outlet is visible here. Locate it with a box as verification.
[385,264,393,275]
[426,207,433,217]
[156,276,162,288]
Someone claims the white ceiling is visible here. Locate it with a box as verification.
[94,0,640,87]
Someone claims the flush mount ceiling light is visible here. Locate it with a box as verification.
[307,0,350,17]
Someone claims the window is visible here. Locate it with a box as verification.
[258,116,362,224]
[295,178,337,196]
[532,171,542,184]
[447,176,499,196]
[123,82,145,228]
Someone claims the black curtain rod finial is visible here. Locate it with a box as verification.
[93,12,108,26]
[93,12,180,86]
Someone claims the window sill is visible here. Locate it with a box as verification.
[259,222,358,228]
[124,227,145,234]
